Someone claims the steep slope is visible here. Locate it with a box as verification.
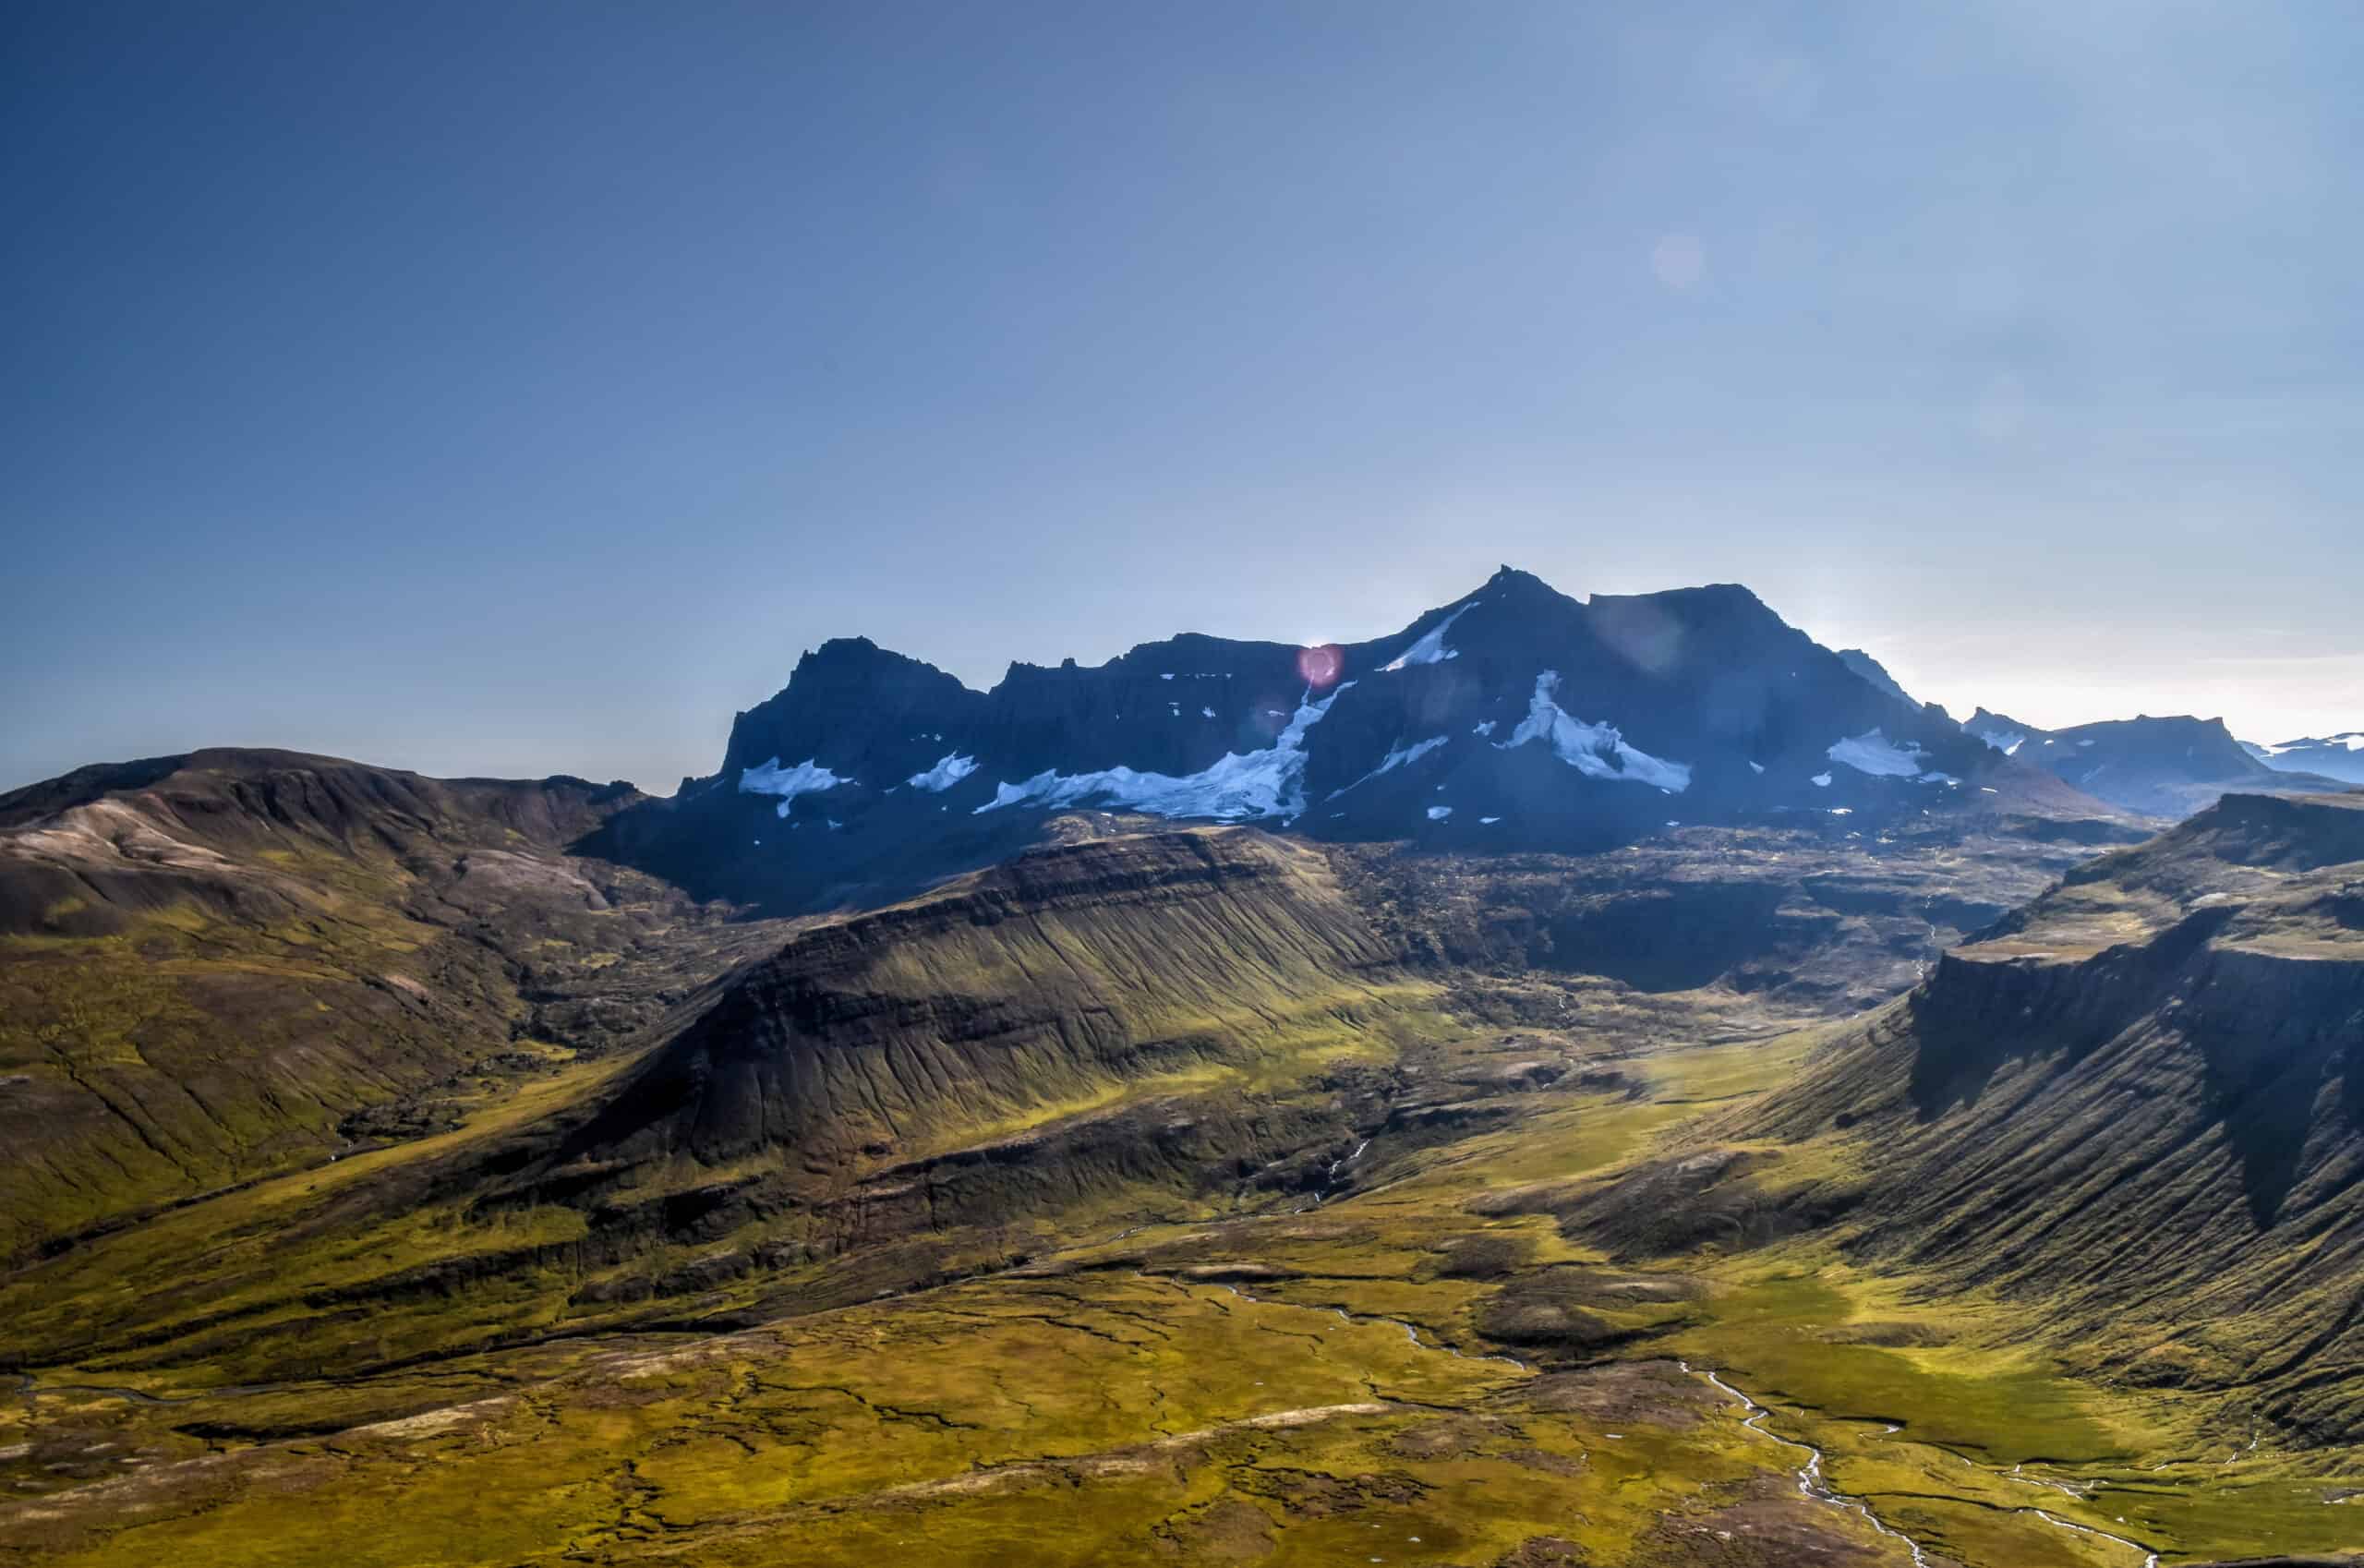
[546,825,1424,1189]
[1965,708,2346,816]
[1835,646,1921,708]
[1742,790,2364,1441]
[0,826,1450,1385]
[0,750,783,1260]
[602,568,2113,912]
[2249,732,2364,786]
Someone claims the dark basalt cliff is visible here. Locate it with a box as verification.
[1743,791,2364,1441]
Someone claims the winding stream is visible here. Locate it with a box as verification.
[1181,1270,2162,1568]
[1680,1360,2159,1567]
[1683,1360,1936,1567]
[6,1153,2168,1567]
[1163,1138,2169,1568]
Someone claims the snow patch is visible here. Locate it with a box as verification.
[906,753,979,792]
[1827,730,1928,778]
[975,684,1354,822]
[740,757,850,818]
[1328,734,1449,800]
[1383,603,1474,671]
[1495,671,1691,792]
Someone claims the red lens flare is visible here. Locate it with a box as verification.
[1296,644,1345,690]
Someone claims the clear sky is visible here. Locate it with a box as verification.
[7,1,2360,794]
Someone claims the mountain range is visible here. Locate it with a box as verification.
[2248,733,2364,787]
[1961,706,2352,817]
[595,567,2127,912]
[3,567,2359,1568]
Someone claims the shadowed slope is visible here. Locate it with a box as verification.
[1743,791,2364,1441]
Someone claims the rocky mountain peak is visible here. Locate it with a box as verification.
[594,569,2104,912]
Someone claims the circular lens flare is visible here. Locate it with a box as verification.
[1297,644,1344,690]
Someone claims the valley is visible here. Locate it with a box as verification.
[6,1014,2359,1566]
[3,576,2358,1567]
[18,3,2364,1557]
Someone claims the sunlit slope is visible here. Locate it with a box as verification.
[0,750,779,1260]
[1743,791,2364,1441]
[561,826,1420,1171]
[0,826,1444,1388]
[9,1019,2359,1566]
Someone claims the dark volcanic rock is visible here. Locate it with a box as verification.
[597,568,2111,912]
[1743,791,2364,1443]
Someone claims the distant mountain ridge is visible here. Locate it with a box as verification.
[597,567,2110,911]
[1962,707,2346,817]
[2246,731,2364,786]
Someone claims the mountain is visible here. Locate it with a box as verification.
[597,568,2112,912]
[1738,790,2364,1441]
[2248,732,2364,786]
[547,826,1415,1176]
[1962,706,2347,817]
[1960,706,2040,755]
[0,749,785,1260]
[1834,646,1921,709]
[510,827,1437,1272]
[4,669,2356,1564]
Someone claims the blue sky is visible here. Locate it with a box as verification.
[6,1,2360,792]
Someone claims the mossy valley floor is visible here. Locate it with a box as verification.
[5,790,2361,1567]
[6,1028,2358,1567]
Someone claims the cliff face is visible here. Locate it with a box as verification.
[560,827,1413,1173]
[1745,792,2364,1441]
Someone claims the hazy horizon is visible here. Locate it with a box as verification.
[0,559,2346,795]
[8,2,2361,793]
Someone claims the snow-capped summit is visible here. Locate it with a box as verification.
[600,567,2086,911]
